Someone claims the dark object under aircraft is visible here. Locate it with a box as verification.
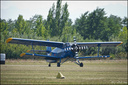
[6,37,123,67]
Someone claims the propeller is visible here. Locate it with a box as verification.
[71,36,79,57]
[64,36,88,57]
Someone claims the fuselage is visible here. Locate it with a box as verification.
[46,47,75,63]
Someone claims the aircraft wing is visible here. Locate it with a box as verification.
[76,42,123,47]
[75,55,110,60]
[6,38,64,48]
[20,53,65,59]
[6,38,123,48]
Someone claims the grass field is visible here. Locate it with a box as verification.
[1,59,127,84]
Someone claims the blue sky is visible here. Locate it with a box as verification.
[1,1,127,23]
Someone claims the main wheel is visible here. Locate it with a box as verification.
[80,62,83,67]
[57,63,60,67]
[48,63,51,67]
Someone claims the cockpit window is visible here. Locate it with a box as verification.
[51,48,64,53]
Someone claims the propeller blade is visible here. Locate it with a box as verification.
[72,36,79,57]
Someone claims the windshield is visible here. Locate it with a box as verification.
[51,48,64,53]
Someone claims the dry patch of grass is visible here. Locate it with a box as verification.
[1,59,127,84]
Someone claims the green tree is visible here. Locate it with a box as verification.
[54,0,62,36]
[86,8,108,40]
[46,0,69,37]
[62,22,72,42]
[74,8,108,41]
[122,17,128,29]
[15,15,26,35]
[0,19,8,33]
[60,3,69,36]
[107,15,122,40]
[46,3,55,36]
[0,19,9,42]
[7,19,15,32]
[74,12,88,39]
[35,15,46,38]
[118,26,128,52]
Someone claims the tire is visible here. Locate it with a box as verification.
[57,63,60,67]
[80,62,83,67]
[48,63,51,67]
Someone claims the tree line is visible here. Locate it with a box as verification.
[0,0,128,59]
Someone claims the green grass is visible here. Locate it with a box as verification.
[1,59,127,84]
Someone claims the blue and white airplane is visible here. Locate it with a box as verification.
[6,37,123,67]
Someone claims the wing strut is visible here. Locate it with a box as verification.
[97,44,101,57]
[31,42,35,53]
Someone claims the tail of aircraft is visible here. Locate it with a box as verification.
[46,46,52,53]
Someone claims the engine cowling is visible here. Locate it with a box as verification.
[71,44,79,52]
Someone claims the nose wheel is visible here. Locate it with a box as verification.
[80,62,83,67]
[74,59,84,67]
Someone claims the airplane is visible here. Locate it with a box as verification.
[6,37,123,67]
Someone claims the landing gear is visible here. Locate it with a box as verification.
[80,62,83,67]
[74,59,84,67]
[48,63,51,67]
[57,63,60,67]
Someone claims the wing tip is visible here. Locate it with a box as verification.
[6,38,12,43]
[27,50,30,52]
[116,42,123,47]
[20,53,26,57]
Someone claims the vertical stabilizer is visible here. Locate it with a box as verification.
[46,39,52,53]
